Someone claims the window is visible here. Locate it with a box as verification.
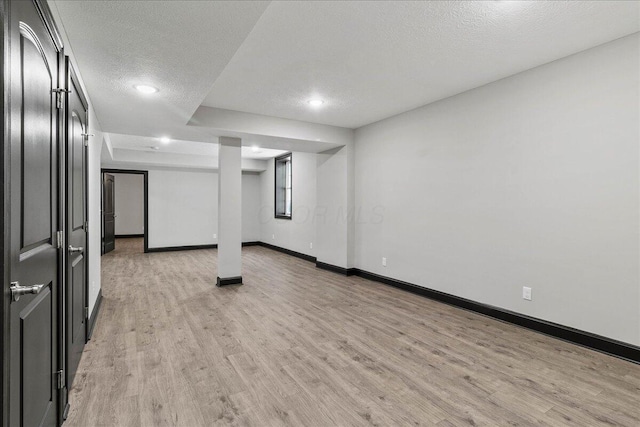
[275,153,292,219]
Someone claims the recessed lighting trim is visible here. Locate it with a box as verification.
[134,84,159,94]
[251,146,262,153]
[160,137,171,144]
[307,99,325,107]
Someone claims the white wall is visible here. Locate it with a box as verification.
[316,145,355,268]
[113,174,144,235]
[260,152,317,257]
[354,34,640,346]
[87,115,102,315]
[148,169,217,248]
[128,167,260,249]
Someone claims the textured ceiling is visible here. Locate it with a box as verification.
[52,0,270,139]
[52,0,640,149]
[203,0,640,128]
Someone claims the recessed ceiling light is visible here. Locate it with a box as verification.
[307,99,324,107]
[160,137,171,144]
[134,84,159,94]
[251,146,262,153]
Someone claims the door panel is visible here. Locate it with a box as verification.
[9,1,61,426]
[71,113,83,228]
[20,287,53,427]
[20,22,53,249]
[66,60,88,397]
[103,173,115,254]
[71,256,84,343]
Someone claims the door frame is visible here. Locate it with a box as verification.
[101,169,149,253]
[66,58,90,339]
[1,2,9,424]
[62,57,90,420]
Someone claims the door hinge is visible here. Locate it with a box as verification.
[81,134,93,147]
[55,369,65,389]
[81,133,94,147]
[55,231,64,249]
[85,306,89,320]
[84,221,89,230]
[51,88,71,109]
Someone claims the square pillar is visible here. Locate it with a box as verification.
[217,137,242,286]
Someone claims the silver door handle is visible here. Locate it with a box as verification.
[68,245,84,254]
[10,282,45,302]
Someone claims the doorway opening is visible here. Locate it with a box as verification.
[101,169,149,254]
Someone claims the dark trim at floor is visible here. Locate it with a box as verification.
[145,241,312,261]
[148,242,263,253]
[87,289,103,341]
[256,244,639,363]
[217,276,243,287]
[115,234,144,239]
[355,269,640,364]
[315,261,357,276]
[258,242,317,263]
[148,244,218,253]
[138,239,640,363]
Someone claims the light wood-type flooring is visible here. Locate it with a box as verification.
[65,238,640,426]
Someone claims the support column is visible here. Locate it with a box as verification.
[217,137,242,286]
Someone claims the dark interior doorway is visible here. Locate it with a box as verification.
[102,173,115,254]
[101,169,149,254]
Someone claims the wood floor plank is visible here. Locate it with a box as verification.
[65,238,640,426]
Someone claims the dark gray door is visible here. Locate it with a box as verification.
[8,1,62,426]
[65,60,88,399]
[102,173,115,254]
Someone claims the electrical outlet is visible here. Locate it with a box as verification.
[310,242,313,249]
[272,234,275,240]
[382,257,387,267]
[522,286,532,301]
[213,233,217,239]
